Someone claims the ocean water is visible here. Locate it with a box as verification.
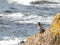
[0,0,60,45]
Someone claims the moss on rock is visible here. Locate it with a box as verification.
[21,13,60,45]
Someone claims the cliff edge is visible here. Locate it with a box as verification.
[21,13,60,45]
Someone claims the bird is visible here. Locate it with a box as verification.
[37,22,45,33]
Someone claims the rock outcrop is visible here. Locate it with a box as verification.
[30,0,60,4]
[30,1,60,4]
[21,13,60,45]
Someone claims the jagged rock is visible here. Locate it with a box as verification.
[21,13,60,45]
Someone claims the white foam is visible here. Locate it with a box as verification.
[39,4,60,8]
[3,13,24,17]
[7,0,60,5]
[44,0,60,3]
[0,37,26,45]
[7,0,36,5]
[2,13,52,24]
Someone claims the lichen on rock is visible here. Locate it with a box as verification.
[21,13,60,45]
[50,13,60,34]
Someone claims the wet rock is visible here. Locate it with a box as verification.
[21,13,60,45]
[4,10,12,13]
[30,1,60,4]
[21,41,25,44]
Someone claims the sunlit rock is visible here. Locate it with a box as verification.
[21,13,60,45]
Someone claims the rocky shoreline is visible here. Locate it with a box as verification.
[21,13,60,45]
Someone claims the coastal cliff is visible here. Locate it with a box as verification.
[21,13,60,45]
